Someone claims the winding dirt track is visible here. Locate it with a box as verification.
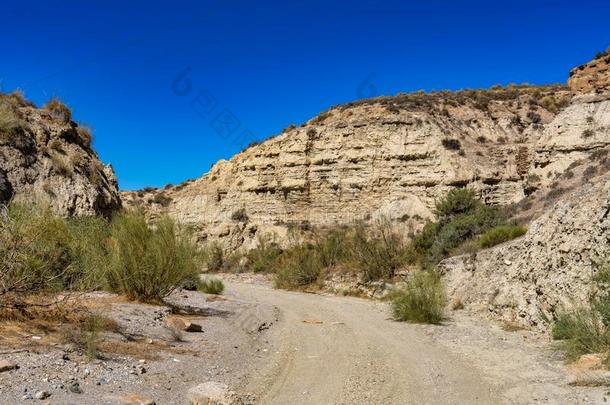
[227,281,607,405]
[230,282,496,404]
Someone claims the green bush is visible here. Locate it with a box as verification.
[411,189,504,265]
[247,234,282,273]
[553,263,610,362]
[104,211,201,302]
[552,308,609,361]
[347,222,407,281]
[197,278,225,295]
[0,204,107,296]
[479,225,527,248]
[274,246,323,290]
[391,270,447,324]
[203,242,224,272]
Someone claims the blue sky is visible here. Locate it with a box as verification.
[2,1,609,190]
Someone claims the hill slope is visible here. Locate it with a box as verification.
[124,53,609,251]
[0,93,121,216]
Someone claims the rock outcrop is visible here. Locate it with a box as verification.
[0,93,121,216]
[124,53,610,251]
[569,48,610,95]
[439,171,610,330]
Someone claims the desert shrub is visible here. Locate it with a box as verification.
[50,152,73,177]
[553,264,610,362]
[197,278,225,294]
[151,192,172,207]
[476,136,487,143]
[274,246,323,290]
[391,270,447,324]
[411,189,505,264]
[61,314,119,359]
[347,222,407,281]
[0,102,23,141]
[0,204,108,298]
[582,129,595,138]
[311,111,331,124]
[527,111,541,124]
[104,211,201,302]
[76,125,93,148]
[231,208,249,222]
[479,225,527,248]
[434,188,478,221]
[203,242,224,272]
[44,98,72,123]
[246,234,282,273]
[441,138,461,151]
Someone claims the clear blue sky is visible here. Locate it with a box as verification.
[2,1,609,190]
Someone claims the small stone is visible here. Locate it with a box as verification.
[187,382,241,405]
[34,390,50,400]
[165,316,203,333]
[68,381,83,394]
[0,360,19,373]
[22,393,33,400]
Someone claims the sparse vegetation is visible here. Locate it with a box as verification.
[151,192,172,207]
[582,129,595,138]
[0,102,23,142]
[104,211,201,302]
[411,188,507,265]
[441,138,461,151]
[44,98,72,123]
[527,111,541,124]
[391,270,447,324]
[274,245,323,290]
[0,204,202,305]
[552,263,610,364]
[478,225,527,248]
[76,125,93,148]
[197,278,225,294]
[50,152,73,177]
[231,208,249,222]
[204,242,225,272]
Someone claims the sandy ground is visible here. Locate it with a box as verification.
[1,277,608,404]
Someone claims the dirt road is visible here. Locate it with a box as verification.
[228,281,606,405]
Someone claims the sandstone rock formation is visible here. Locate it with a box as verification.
[124,53,610,252]
[0,93,121,217]
[569,48,610,95]
[439,171,610,330]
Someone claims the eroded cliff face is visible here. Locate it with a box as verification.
[123,54,610,252]
[439,168,610,330]
[568,48,610,95]
[0,93,121,217]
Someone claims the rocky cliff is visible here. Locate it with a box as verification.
[123,53,610,251]
[440,165,610,330]
[0,93,121,217]
[568,48,610,95]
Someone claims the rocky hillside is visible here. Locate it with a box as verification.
[569,48,610,95]
[440,149,610,329]
[123,53,610,251]
[0,93,121,216]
